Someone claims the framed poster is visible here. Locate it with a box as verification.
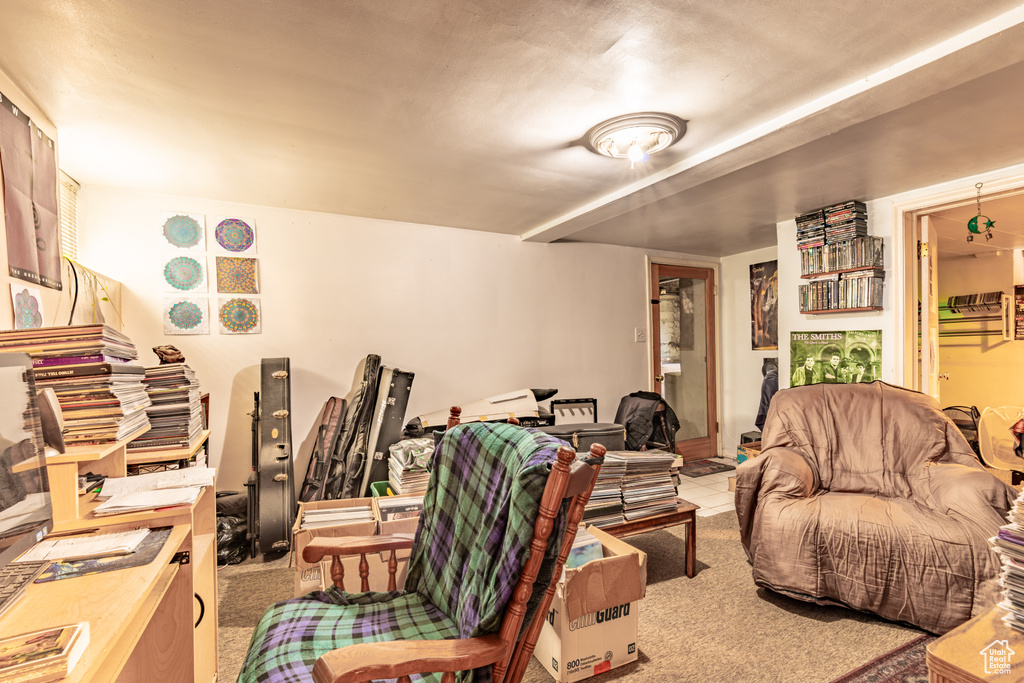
[790,330,881,386]
[750,260,778,350]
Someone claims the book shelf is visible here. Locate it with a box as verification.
[127,429,211,467]
[796,202,884,314]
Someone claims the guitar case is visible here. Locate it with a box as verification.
[256,357,295,553]
[358,367,414,497]
[297,396,347,503]
[322,354,381,500]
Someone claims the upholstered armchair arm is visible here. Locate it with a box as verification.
[313,634,508,683]
[915,463,1015,530]
[736,447,818,558]
[302,535,416,592]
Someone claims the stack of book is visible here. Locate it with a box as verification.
[128,363,204,452]
[824,200,868,243]
[618,451,679,521]
[0,325,151,446]
[992,490,1024,632]
[581,453,626,528]
[0,623,89,683]
[387,437,434,495]
[799,274,884,312]
[301,505,374,529]
[796,209,826,249]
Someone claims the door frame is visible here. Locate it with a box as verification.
[648,259,720,460]
[895,172,1024,390]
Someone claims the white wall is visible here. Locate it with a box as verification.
[77,186,705,491]
[720,246,777,453]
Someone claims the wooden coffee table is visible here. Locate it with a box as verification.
[927,606,1024,682]
[601,498,699,577]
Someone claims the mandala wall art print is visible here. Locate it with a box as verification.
[163,255,207,292]
[212,216,256,254]
[160,211,205,251]
[218,297,261,334]
[163,297,209,335]
[10,284,43,329]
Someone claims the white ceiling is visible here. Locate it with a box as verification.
[3,1,1024,256]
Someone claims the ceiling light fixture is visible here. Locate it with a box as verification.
[586,112,686,168]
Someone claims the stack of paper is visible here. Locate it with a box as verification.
[301,506,374,529]
[17,529,150,562]
[0,325,151,446]
[128,363,204,452]
[616,451,678,522]
[580,453,626,528]
[993,489,1024,633]
[93,467,214,516]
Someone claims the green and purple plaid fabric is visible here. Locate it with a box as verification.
[238,422,569,683]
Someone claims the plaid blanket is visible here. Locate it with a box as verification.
[238,422,569,683]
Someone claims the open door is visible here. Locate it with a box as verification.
[650,264,718,460]
[920,215,940,400]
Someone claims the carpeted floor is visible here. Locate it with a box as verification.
[218,512,924,682]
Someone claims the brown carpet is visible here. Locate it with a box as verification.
[829,634,934,683]
[218,512,923,682]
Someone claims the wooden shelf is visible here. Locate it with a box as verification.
[800,266,883,279]
[126,429,211,466]
[801,306,883,315]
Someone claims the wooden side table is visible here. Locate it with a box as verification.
[601,498,699,577]
[928,606,1024,682]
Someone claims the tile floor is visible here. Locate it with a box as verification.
[676,456,740,518]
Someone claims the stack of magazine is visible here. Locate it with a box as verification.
[618,451,678,522]
[128,363,204,452]
[0,325,151,446]
[992,489,1024,633]
[580,453,626,528]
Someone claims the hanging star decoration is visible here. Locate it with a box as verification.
[967,182,995,242]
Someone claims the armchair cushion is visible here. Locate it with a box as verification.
[240,591,458,682]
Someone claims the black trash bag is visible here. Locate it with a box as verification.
[614,391,680,450]
[217,514,249,565]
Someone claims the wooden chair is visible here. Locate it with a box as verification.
[239,406,605,683]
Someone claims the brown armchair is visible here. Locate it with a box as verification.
[736,381,1015,634]
[239,413,605,683]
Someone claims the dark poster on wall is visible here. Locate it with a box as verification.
[750,260,778,350]
[0,90,61,290]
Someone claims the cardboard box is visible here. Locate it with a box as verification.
[533,527,648,682]
[736,441,762,464]
[292,498,408,597]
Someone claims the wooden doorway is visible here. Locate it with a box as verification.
[650,263,718,461]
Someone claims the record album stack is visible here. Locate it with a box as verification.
[992,490,1024,633]
[824,200,868,243]
[796,209,826,249]
[387,437,434,495]
[617,450,679,522]
[128,363,204,452]
[0,325,151,446]
[580,453,626,528]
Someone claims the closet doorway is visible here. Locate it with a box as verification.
[901,185,1024,408]
[650,263,718,461]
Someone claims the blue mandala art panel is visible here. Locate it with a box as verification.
[214,217,256,253]
[163,297,209,335]
[161,212,205,249]
[218,297,261,334]
[163,255,207,292]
